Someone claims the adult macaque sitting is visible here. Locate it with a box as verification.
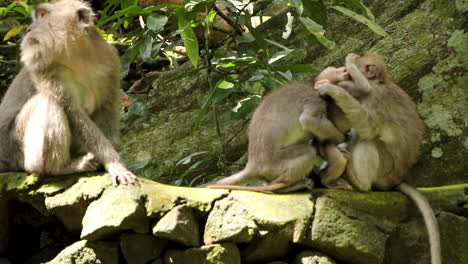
[0,0,136,185]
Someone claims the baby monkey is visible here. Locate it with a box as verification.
[205,66,360,192]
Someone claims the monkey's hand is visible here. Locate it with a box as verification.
[346,53,359,66]
[316,83,348,99]
[107,162,137,186]
[314,79,331,89]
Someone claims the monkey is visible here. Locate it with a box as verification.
[203,65,369,192]
[316,53,441,264]
[0,0,136,185]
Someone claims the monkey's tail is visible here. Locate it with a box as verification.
[397,182,441,264]
[206,182,289,192]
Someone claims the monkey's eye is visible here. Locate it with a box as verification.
[35,8,49,19]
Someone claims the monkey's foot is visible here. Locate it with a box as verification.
[107,162,137,185]
[73,153,99,172]
[275,178,314,193]
[323,181,354,191]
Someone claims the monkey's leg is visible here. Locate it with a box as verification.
[320,144,352,190]
[65,107,136,185]
[17,94,98,175]
[91,103,120,146]
[345,141,380,191]
[273,143,317,192]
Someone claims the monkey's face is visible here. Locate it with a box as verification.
[353,54,388,83]
[315,66,350,84]
[21,0,95,69]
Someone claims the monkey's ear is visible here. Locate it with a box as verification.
[365,64,379,79]
[77,6,95,27]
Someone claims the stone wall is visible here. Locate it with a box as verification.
[0,173,467,264]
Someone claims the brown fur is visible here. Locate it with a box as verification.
[317,53,440,264]
[205,76,349,192]
[0,0,135,185]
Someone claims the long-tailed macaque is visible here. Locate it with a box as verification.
[204,65,363,192]
[317,53,440,264]
[0,0,136,185]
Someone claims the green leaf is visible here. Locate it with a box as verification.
[231,96,261,120]
[337,0,375,21]
[298,17,335,49]
[138,35,153,61]
[218,80,235,89]
[268,49,293,64]
[3,24,25,41]
[176,8,199,67]
[213,80,235,104]
[302,0,327,27]
[331,6,388,37]
[176,151,209,166]
[147,14,168,31]
[245,24,266,49]
[121,45,139,77]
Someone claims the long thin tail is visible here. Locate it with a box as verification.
[206,182,288,192]
[397,182,441,264]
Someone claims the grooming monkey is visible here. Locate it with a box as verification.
[205,66,366,192]
[317,53,440,264]
[0,0,136,185]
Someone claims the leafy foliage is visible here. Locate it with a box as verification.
[0,0,387,185]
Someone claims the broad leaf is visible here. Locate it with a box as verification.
[138,35,153,61]
[176,8,199,67]
[298,17,335,49]
[331,6,388,37]
[147,14,168,31]
[3,24,25,41]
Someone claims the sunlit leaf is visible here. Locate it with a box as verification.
[231,96,261,120]
[268,49,293,64]
[147,14,168,31]
[3,24,25,41]
[218,80,235,89]
[176,8,199,67]
[298,17,335,49]
[331,6,388,37]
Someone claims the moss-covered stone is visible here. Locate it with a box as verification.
[204,191,313,244]
[44,175,112,231]
[153,204,201,247]
[310,197,392,264]
[81,184,148,240]
[141,178,228,217]
[0,173,39,193]
[45,240,118,264]
[164,243,241,264]
[120,233,167,264]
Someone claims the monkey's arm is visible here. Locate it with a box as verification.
[317,83,377,139]
[66,107,136,185]
[345,53,372,94]
[299,106,344,143]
